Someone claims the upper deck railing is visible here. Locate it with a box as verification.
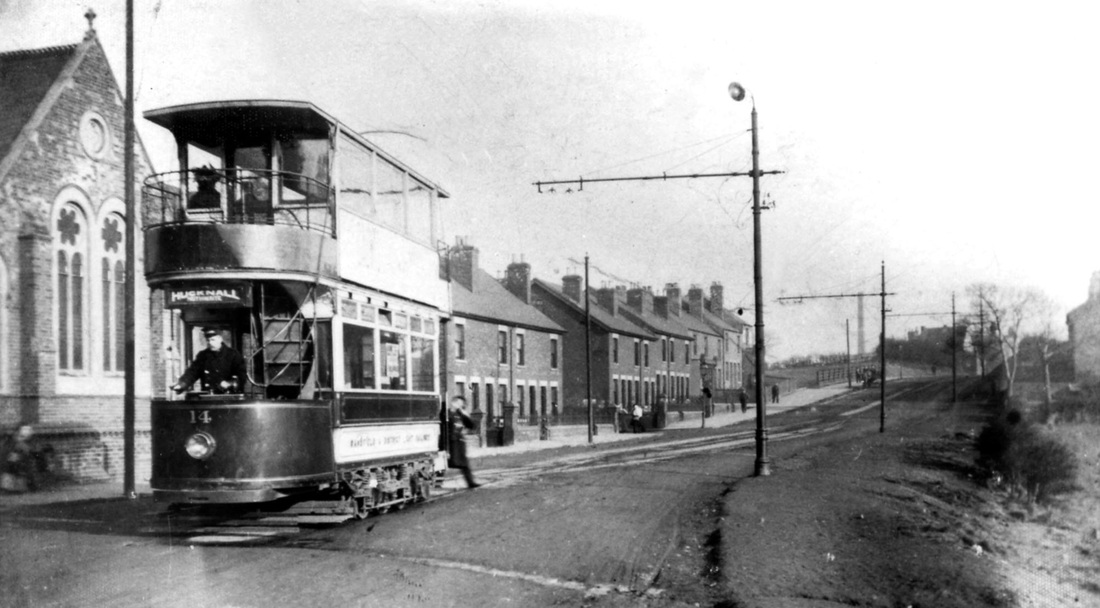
[143,169,335,237]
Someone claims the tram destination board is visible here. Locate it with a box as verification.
[166,283,253,308]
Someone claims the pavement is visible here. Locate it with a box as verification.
[0,385,854,510]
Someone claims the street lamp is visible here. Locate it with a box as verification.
[729,81,770,477]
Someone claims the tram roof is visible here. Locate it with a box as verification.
[144,99,450,198]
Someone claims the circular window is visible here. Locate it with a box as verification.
[79,111,111,159]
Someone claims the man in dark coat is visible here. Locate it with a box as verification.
[447,397,480,489]
[739,390,749,413]
[171,328,247,394]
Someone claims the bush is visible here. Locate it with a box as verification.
[1046,385,1100,424]
[976,409,1078,503]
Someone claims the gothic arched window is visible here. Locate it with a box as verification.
[101,214,125,372]
[56,203,88,371]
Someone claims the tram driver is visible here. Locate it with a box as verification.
[171,328,247,395]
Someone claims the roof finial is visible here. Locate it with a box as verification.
[84,8,97,39]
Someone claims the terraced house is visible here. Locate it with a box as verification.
[443,242,564,444]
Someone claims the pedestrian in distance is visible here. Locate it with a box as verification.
[171,328,247,394]
[447,396,481,489]
[631,403,644,433]
[739,390,748,414]
[771,383,780,404]
[1,424,39,493]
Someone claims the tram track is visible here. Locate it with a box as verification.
[146,384,928,544]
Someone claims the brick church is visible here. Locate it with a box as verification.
[0,20,154,481]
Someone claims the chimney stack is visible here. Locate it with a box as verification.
[504,260,532,304]
[688,285,705,317]
[627,286,654,313]
[562,274,583,303]
[448,239,478,291]
[664,283,682,317]
[653,295,669,319]
[596,287,618,316]
[709,282,724,314]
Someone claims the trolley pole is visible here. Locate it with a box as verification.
[123,0,137,499]
[585,255,593,444]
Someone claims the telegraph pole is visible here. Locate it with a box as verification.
[585,255,593,443]
[533,84,784,475]
[951,293,957,403]
[123,0,137,499]
[846,319,852,388]
[879,261,886,432]
[777,266,896,431]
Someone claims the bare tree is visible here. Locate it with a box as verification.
[968,283,1061,406]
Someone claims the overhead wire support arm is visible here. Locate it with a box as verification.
[533,169,785,193]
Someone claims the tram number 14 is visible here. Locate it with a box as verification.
[190,410,212,424]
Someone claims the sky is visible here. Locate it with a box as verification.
[2,0,1097,362]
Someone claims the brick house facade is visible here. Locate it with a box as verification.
[443,244,564,443]
[0,29,154,482]
[1067,271,1100,386]
[530,275,656,414]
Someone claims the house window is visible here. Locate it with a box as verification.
[550,337,559,369]
[670,339,676,363]
[515,332,525,366]
[633,340,640,366]
[643,343,649,367]
[551,386,559,412]
[56,203,88,371]
[456,381,466,399]
[101,214,125,372]
[685,343,690,362]
[612,336,619,364]
[455,323,466,360]
[498,330,508,364]
[661,338,667,362]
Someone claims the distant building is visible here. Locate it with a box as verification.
[0,24,154,481]
[443,242,564,440]
[1067,271,1100,386]
[530,275,655,412]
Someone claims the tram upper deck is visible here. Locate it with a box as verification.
[141,100,450,312]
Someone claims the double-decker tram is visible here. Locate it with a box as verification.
[142,100,450,518]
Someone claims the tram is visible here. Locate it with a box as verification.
[141,100,450,517]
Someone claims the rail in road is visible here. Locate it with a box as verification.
[132,379,952,545]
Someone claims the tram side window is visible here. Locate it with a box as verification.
[380,330,407,390]
[375,159,405,234]
[342,324,375,389]
[410,336,434,392]
[337,133,373,218]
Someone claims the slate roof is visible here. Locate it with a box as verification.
[451,268,563,333]
[0,44,78,162]
[532,278,654,340]
[612,296,694,340]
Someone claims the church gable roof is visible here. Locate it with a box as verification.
[0,44,78,162]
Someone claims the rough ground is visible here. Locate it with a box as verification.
[714,390,1100,608]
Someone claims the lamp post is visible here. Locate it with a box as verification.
[729,82,769,476]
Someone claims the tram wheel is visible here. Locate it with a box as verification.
[353,496,370,520]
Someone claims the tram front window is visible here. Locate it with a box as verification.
[279,137,329,206]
